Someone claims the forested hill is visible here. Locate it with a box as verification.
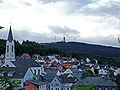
[45,42,120,58]
[0,39,67,57]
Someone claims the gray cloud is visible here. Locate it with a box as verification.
[0,28,119,47]
[79,1,120,18]
[0,0,3,3]
[38,0,97,14]
[49,26,80,35]
[78,35,119,47]
[37,0,64,4]
[39,0,120,18]
[19,1,32,6]
[0,29,54,43]
[49,26,80,42]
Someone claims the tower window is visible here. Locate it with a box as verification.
[7,46,9,52]
[38,69,40,75]
[12,45,14,52]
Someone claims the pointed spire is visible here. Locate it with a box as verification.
[8,25,13,42]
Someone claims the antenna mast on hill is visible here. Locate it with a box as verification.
[117,17,120,44]
[55,36,56,43]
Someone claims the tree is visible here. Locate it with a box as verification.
[116,75,120,89]
[72,84,94,90]
[0,68,20,90]
[81,70,94,78]
[0,26,4,30]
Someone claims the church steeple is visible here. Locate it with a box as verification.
[8,25,13,42]
[5,25,15,61]
[1,25,16,67]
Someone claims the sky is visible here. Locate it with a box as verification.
[0,0,120,47]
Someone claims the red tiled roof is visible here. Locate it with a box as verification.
[45,60,51,62]
[58,69,64,72]
[52,61,58,64]
[61,64,71,67]
[24,82,38,90]
[51,67,57,69]
[43,66,48,70]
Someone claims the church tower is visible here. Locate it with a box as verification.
[5,25,15,61]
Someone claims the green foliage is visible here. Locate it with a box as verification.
[77,64,84,69]
[116,75,120,89]
[0,26,4,30]
[0,39,68,57]
[72,84,94,90]
[94,69,99,75]
[81,70,94,78]
[0,68,20,89]
[39,62,44,65]
[72,52,84,60]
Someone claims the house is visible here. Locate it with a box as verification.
[3,67,34,87]
[99,68,108,75]
[1,26,16,68]
[23,82,38,90]
[63,68,80,74]
[50,74,78,90]
[21,53,31,59]
[26,80,49,90]
[86,58,91,63]
[74,77,118,90]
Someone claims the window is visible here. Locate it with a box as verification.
[105,88,108,90]
[12,45,14,52]
[34,69,36,75]
[99,88,102,90]
[56,84,59,86]
[38,69,40,75]
[8,73,13,77]
[24,83,29,86]
[7,46,9,52]
[112,88,115,90]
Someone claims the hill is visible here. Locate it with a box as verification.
[45,42,120,58]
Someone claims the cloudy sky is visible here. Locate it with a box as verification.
[0,0,120,47]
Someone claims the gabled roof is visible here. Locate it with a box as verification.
[43,70,58,82]
[51,74,78,84]
[75,77,117,86]
[27,80,49,86]
[4,67,28,79]
[8,26,13,42]
[12,56,41,67]
[69,67,80,73]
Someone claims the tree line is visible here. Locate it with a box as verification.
[0,39,68,57]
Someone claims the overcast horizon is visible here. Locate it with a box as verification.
[0,0,120,47]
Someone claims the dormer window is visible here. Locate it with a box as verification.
[67,74,73,77]
[8,71,15,77]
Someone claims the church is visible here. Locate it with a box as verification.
[0,26,45,87]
